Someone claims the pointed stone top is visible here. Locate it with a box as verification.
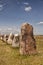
[15,34,19,36]
[10,32,13,36]
[21,23,29,26]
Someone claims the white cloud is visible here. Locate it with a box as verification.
[0,28,2,31]
[37,22,43,24]
[0,4,3,11]
[0,5,3,7]
[24,6,32,12]
[24,2,29,5]
[7,28,12,30]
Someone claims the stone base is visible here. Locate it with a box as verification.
[7,39,13,44]
[12,42,19,47]
[20,47,37,55]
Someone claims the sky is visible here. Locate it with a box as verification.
[0,0,43,35]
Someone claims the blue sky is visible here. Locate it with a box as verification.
[0,0,43,35]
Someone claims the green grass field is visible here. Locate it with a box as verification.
[0,35,43,65]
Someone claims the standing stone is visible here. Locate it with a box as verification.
[0,35,4,41]
[12,34,20,47]
[4,34,8,43]
[20,23,37,55]
[7,33,14,44]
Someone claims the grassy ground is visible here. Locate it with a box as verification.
[0,35,43,65]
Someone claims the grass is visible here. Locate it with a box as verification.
[0,35,43,65]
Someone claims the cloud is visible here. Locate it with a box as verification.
[37,22,43,24]
[0,4,3,11]
[7,28,12,30]
[24,2,29,5]
[0,5,3,7]
[24,6,32,12]
[0,28,2,31]
[17,1,20,4]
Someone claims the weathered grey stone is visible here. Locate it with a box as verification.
[20,23,37,55]
[12,34,20,47]
[0,35,4,41]
[4,34,8,42]
[7,33,14,44]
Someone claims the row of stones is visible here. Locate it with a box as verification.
[0,23,37,55]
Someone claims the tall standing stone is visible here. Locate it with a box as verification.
[7,33,14,44]
[20,23,37,55]
[0,35,4,41]
[4,34,8,43]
